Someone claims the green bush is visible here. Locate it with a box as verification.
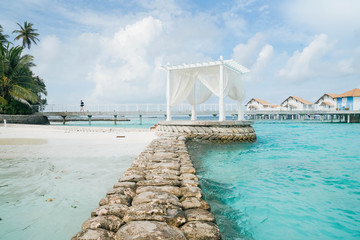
[1,100,33,115]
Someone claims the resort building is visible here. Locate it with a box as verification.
[280,96,313,110]
[335,88,360,110]
[314,93,339,110]
[245,98,279,111]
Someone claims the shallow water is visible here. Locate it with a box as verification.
[188,121,360,240]
[50,117,164,129]
[0,131,148,240]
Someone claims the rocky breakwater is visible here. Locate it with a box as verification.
[72,134,221,240]
[157,120,256,143]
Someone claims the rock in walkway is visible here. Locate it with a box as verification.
[115,221,186,240]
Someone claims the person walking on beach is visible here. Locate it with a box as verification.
[80,100,84,112]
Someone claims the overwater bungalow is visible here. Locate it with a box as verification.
[314,93,339,110]
[280,96,313,110]
[335,88,360,110]
[245,98,279,111]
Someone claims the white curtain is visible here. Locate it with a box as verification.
[186,79,213,105]
[197,66,223,97]
[169,69,198,106]
[169,64,245,106]
[224,67,245,102]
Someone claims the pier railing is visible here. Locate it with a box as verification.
[36,104,241,113]
[32,103,359,118]
[32,104,360,123]
[34,104,360,115]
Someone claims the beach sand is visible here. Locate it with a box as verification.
[0,124,157,240]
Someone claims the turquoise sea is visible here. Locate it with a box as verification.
[50,116,160,129]
[188,121,360,240]
[1,119,359,239]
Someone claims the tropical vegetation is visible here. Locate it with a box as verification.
[0,22,46,114]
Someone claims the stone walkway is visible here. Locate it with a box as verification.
[72,134,221,240]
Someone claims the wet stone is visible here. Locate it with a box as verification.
[130,160,147,169]
[136,186,181,197]
[91,204,129,218]
[181,179,199,187]
[180,166,196,174]
[118,174,144,183]
[145,169,180,176]
[99,194,131,206]
[82,215,123,232]
[125,167,145,173]
[180,173,198,181]
[146,162,180,171]
[71,228,115,240]
[123,204,167,223]
[185,208,215,222]
[180,186,202,199]
[153,152,178,159]
[177,135,186,141]
[180,159,193,165]
[107,187,135,198]
[136,179,181,187]
[115,221,186,240]
[113,182,136,190]
[147,158,180,164]
[123,203,186,227]
[123,170,144,177]
[145,174,179,181]
[181,197,210,210]
[132,191,181,207]
[181,221,221,240]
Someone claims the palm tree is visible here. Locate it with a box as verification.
[0,43,45,110]
[0,25,9,44]
[12,21,40,49]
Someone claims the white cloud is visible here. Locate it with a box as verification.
[247,44,274,82]
[222,12,247,37]
[278,34,334,80]
[232,32,266,67]
[33,35,61,67]
[232,33,275,83]
[88,16,163,103]
[258,5,269,12]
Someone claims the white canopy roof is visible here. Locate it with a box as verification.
[162,57,249,121]
[163,59,250,74]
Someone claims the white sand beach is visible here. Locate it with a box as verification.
[0,124,156,240]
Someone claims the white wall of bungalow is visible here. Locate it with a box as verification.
[280,96,313,110]
[314,94,339,110]
[245,98,279,111]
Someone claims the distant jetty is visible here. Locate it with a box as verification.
[49,117,130,122]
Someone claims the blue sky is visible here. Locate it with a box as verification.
[1,0,360,105]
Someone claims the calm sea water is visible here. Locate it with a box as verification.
[50,116,161,129]
[2,120,359,239]
[188,121,360,240]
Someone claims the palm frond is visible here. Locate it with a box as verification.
[0,95,7,105]
[9,84,38,103]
